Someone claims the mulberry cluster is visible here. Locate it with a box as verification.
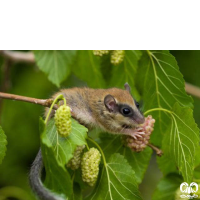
[55,105,71,137]
[93,50,125,65]
[67,145,85,170]
[93,50,109,56]
[81,148,101,186]
[174,187,191,200]
[174,188,188,200]
[111,50,125,65]
[122,115,155,152]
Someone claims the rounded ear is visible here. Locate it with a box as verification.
[124,83,131,93]
[104,95,117,112]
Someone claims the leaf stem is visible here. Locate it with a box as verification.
[44,94,66,124]
[87,137,107,167]
[85,143,90,150]
[144,108,172,116]
[72,172,75,182]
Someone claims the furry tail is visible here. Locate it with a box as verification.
[29,150,63,200]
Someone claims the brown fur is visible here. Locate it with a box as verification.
[45,87,144,134]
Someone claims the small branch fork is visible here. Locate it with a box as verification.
[148,143,163,156]
[0,92,57,109]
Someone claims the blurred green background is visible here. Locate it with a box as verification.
[0,50,199,200]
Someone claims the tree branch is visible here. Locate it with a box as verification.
[0,50,35,63]
[185,82,200,99]
[0,92,57,109]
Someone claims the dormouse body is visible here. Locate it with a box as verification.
[46,84,145,138]
[31,84,145,200]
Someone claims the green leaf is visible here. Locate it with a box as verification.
[70,183,82,200]
[137,50,193,145]
[123,146,152,184]
[100,54,113,85]
[152,174,182,200]
[85,153,142,200]
[194,165,200,180]
[138,50,193,110]
[156,154,177,176]
[98,134,152,184]
[73,50,105,88]
[0,126,7,164]
[45,118,88,166]
[34,50,76,87]
[161,103,199,182]
[110,50,142,100]
[40,118,73,198]
[193,146,200,179]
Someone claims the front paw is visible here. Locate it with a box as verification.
[122,115,155,152]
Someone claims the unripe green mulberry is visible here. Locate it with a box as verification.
[111,50,125,65]
[93,50,109,56]
[55,105,71,137]
[81,148,101,186]
[175,188,188,200]
[67,145,85,170]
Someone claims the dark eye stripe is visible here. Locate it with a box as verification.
[119,104,134,117]
[134,100,140,109]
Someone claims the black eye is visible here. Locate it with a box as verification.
[136,102,139,108]
[119,105,133,117]
[122,108,131,115]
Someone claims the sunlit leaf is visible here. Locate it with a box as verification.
[137,50,193,145]
[45,118,88,166]
[85,153,142,200]
[40,118,73,198]
[73,50,105,88]
[34,50,76,87]
[162,103,199,182]
[98,133,152,184]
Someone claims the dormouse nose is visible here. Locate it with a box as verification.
[134,115,145,124]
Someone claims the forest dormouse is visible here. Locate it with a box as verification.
[29,83,145,200]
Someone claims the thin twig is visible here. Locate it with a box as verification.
[0,50,35,63]
[185,82,200,99]
[0,92,57,109]
[148,143,163,156]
